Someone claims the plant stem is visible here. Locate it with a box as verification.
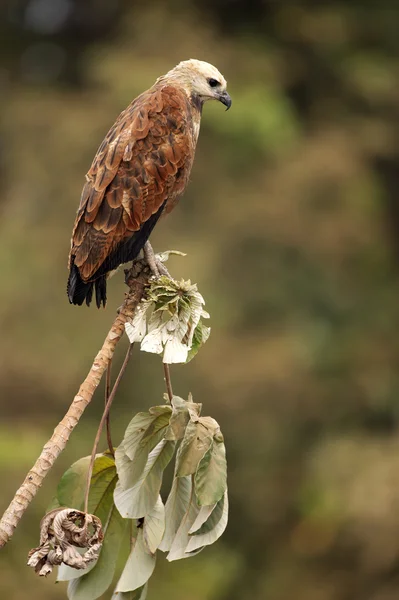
[84,343,134,515]
[163,363,174,402]
[105,359,114,456]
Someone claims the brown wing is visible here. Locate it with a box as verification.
[69,84,195,283]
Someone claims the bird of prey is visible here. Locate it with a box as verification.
[67,59,231,308]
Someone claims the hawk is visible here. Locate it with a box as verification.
[67,59,231,308]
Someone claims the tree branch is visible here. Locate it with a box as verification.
[0,263,150,549]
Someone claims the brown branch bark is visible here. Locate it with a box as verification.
[0,264,150,549]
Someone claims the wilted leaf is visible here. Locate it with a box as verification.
[189,497,225,536]
[29,509,103,578]
[163,337,189,364]
[175,419,213,477]
[123,407,172,462]
[125,299,152,344]
[111,584,148,600]
[116,407,172,490]
[143,495,165,555]
[141,307,167,352]
[166,488,202,562]
[137,277,210,363]
[158,476,192,552]
[164,396,191,441]
[186,492,228,552]
[195,435,227,506]
[115,443,135,491]
[188,503,217,534]
[114,440,175,519]
[115,529,156,593]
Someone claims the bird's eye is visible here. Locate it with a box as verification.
[208,78,220,88]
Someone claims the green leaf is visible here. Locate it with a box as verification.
[88,455,118,519]
[188,503,217,534]
[123,407,171,461]
[175,419,213,477]
[116,407,172,490]
[158,476,192,552]
[143,495,165,555]
[186,492,228,552]
[166,485,202,562]
[47,495,62,511]
[56,454,116,513]
[186,321,211,363]
[114,439,175,519]
[57,456,91,510]
[111,583,148,600]
[115,443,135,490]
[115,529,156,593]
[194,435,227,506]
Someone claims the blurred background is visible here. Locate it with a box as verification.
[1,1,399,599]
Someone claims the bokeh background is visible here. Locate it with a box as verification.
[1,1,399,599]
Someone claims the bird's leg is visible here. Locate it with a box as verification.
[143,241,170,278]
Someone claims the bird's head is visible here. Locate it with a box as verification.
[163,59,232,110]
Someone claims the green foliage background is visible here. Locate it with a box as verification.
[1,1,399,599]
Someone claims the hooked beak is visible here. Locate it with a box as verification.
[218,91,232,111]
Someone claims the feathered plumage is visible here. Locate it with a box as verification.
[67,59,231,307]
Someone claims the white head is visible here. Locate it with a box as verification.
[161,59,231,110]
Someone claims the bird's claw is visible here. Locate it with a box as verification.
[143,241,170,279]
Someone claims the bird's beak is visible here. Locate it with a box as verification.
[218,91,232,111]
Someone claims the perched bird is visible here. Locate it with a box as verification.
[67,59,231,308]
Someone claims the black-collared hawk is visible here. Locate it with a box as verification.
[67,59,231,308]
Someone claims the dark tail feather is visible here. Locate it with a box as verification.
[95,276,107,308]
[67,261,107,308]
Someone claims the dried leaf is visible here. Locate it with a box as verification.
[66,505,127,600]
[28,509,103,577]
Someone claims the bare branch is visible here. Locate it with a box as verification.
[0,264,150,549]
[105,359,114,456]
[163,363,174,403]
